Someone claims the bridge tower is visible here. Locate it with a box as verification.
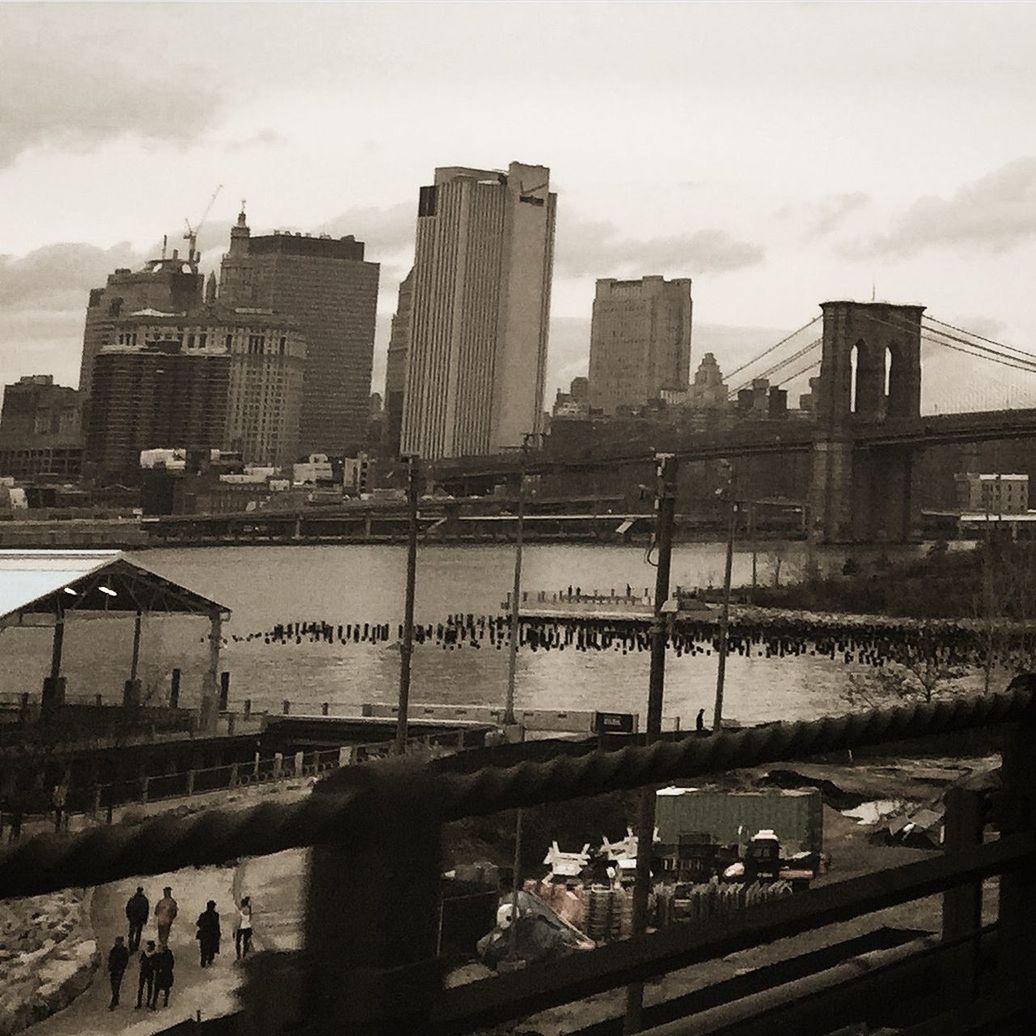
[811,301,924,543]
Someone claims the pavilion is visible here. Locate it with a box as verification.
[0,550,231,732]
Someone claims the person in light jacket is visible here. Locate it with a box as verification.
[154,887,178,946]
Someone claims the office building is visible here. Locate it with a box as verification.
[401,162,556,459]
[0,375,83,479]
[218,209,379,457]
[384,269,413,457]
[588,276,693,415]
[80,255,203,406]
[956,472,1030,515]
[85,334,231,484]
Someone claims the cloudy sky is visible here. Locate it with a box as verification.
[3,1,1036,411]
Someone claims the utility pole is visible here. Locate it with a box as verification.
[624,453,678,1034]
[504,434,534,726]
[713,463,737,732]
[395,454,419,754]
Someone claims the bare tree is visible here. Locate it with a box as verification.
[842,656,972,711]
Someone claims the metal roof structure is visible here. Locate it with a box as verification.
[0,550,229,627]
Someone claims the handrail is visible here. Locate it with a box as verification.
[0,685,1031,898]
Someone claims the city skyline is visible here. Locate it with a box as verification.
[4,3,1036,414]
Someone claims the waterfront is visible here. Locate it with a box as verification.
[0,541,937,726]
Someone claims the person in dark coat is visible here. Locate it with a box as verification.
[135,940,156,1009]
[696,708,706,733]
[107,936,129,1009]
[196,900,221,967]
[125,887,149,951]
[151,945,174,1008]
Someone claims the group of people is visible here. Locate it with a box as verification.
[105,885,254,1011]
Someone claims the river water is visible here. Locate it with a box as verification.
[1,542,928,726]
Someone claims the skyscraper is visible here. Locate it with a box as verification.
[218,209,379,457]
[401,162,556,459]
[383,269,413,458]
[80,255,203,404]
[588,277,693,415]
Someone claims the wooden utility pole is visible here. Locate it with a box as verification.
[713,489,737,732]
[504,434,533,726]
[395,454,419,754]
[624,453,678,1034]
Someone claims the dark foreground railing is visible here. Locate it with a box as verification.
[2,681,1036,1035]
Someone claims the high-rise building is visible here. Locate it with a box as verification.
[80,255,203,404]
[384,269,413,457]
[688,353,728,409]
[401,162,556,459]
[218,210,379,457]
[0,375,83,479]
[588,277,693,415]
[85,334,231,484]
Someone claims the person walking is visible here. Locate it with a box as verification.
[135,940,156,1009]
[125,886,149,952]
[51,781,67,833]
[151,944,174,1008]
[106,936,129,1009]
[196,900,221,967]
[235,896,253,959]
[154,886,178,946]
[696,708,706,733]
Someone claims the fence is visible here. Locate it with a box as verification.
[1,682,1035,1035]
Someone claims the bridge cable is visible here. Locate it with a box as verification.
[925,315,1036,362]
[723,315,822,382]
[920,322,1036,371]
[728,337,822,397]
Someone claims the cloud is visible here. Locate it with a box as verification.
[554,217,764,278]
[0,242,150,309]
[843,158,1036,258]
[804,192,870,238]
[318,203,416,260]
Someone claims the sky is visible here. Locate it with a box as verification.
[3,1,1036,412]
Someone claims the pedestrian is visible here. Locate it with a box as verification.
[235,896,253,959]
[51,781,67,833]
[126,886,149,952]
[106,936,129,1009]
[696,708,706,733]
[151,944,174,1008]
[625,583,632,599]
[154,886,178,946]
[196,900,221,967]
[135,940,156,1009]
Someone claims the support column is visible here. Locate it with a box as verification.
[199,611,222,734]
[41,609,66,720]
[810,436,855,544]
[123,610,143,708]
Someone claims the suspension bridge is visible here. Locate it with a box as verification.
[429,301,1036,543]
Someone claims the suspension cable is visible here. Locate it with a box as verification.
[723,315,822,382]
[925,315,1036,362]
[728,337,822,397]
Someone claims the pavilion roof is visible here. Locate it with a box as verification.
[0,550,230,626]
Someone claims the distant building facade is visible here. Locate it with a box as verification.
[588,276,693,415]
[80,256,203,406]
[688,353,728,409]
[384,269,413,457]
[552,377,592,419]
[401,162,556,459]
[218,210,380,458]
[85,336,230,484]
[956,472,1030,515]
[0,375,83,479]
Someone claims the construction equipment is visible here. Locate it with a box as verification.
[183,185,223,272]
[721,829,818,889]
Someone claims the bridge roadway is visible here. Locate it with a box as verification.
[427,407,1036,481]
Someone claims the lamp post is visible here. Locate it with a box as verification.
[395,454,419,754]
[713,461,737,732]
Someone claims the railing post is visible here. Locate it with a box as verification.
[243,698,252,720]
[140,776,149,805]
[239,763,444,1034]
[186,770,195,797]
[941,786,985,1000]
[230,763,239,789]
[996,714,1036,995]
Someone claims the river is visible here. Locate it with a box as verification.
[1,542,930,726]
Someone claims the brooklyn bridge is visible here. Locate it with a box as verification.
[428,300,1036,543]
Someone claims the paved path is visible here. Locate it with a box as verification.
[27,864,243,1035]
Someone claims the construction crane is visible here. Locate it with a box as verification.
[183,184,223,272]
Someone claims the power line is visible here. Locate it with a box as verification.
[724,315,822,382]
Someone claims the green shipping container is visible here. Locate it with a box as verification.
[655,787,823,853]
